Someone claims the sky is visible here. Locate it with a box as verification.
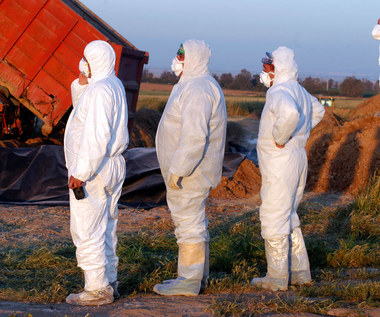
[80,0,380,81]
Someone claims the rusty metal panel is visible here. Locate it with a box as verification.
[0,0,149,136]
[0,0,48,60]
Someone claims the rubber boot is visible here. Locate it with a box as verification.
[289,227,311,285]
[250,236,289,291]
[153,242,205,296]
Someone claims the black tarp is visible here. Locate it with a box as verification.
[0,146,245,208]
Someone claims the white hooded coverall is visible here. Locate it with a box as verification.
[154,40,226,293]
[252,47,325,290]
[156,39,227,246]
[257,46,325,240]
[64,40,129,292]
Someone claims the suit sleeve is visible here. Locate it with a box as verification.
[71,79,88,107]
[310,95,325,129]
[269,90,300,145]
[72,87,113,182]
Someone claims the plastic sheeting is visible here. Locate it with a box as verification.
[0,146,245,208]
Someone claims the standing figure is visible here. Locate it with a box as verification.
[64,40,129,305]
[153,39,227,296]
[251,47,325,291]
[372,19,380,81]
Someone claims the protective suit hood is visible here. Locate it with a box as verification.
[272,46,298,85]
[84,40,116,83]
[181,39,211,79]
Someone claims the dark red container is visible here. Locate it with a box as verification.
[0,0,149,135]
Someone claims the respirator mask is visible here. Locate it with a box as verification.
[79,58,90,78]
[171,57,184,77]
[260,71,274,88]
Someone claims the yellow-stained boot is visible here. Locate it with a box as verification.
[153,242,206,296]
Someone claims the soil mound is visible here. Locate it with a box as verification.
[215,95,380,199]
[306,108,380,194]
[130,108,161,148]
[210,159,261,198]
[348,93,380,120]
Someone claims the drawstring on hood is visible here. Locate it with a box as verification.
[84,40,116,83]
[180,39,211,80]
[272,46,298,86]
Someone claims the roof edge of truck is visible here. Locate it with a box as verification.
[62,0,149,60]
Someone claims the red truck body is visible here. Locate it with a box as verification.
[0,0,148,135]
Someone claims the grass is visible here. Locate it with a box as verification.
[137,89,365,123]
[137,90,265,117]
[0,174,379,315]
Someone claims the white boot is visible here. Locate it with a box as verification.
[250,236,289,291]
[153,242,205,296]
[66,285,114,306]
[66,267,113,306]
[290,227,311,285]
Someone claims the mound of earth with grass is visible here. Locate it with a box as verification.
[306,95,380,194]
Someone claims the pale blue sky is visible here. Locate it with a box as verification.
[81,0,380,81]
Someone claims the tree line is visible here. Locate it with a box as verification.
[142,69,380,97]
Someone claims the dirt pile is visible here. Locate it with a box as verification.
[210,159,261,199]
[348,93,380,120]
[213,94,380,199]
[306,96,380,194]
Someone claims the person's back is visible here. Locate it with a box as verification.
[258,80,321,156]
[251,47,324,292]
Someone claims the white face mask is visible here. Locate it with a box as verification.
[260,71,274,88]
[79,58,90,78]
[171,57,184,76]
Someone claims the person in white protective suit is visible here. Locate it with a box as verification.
[250,47,325,291]
[372,19,380,81]
[64,40,129,305]
[153,40,227,296]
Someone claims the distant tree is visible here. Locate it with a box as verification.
[212,73,219,82]
[361,79,375,91]
[375,80,380,91]
[231,69,253,90]
[219,73,234,89]
[340,76,364,97]
[158,71,178,84]
[301,77,325,94]
[142,69,154,82]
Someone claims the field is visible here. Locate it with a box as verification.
[0,83,379,316]
[138,83,364,118]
